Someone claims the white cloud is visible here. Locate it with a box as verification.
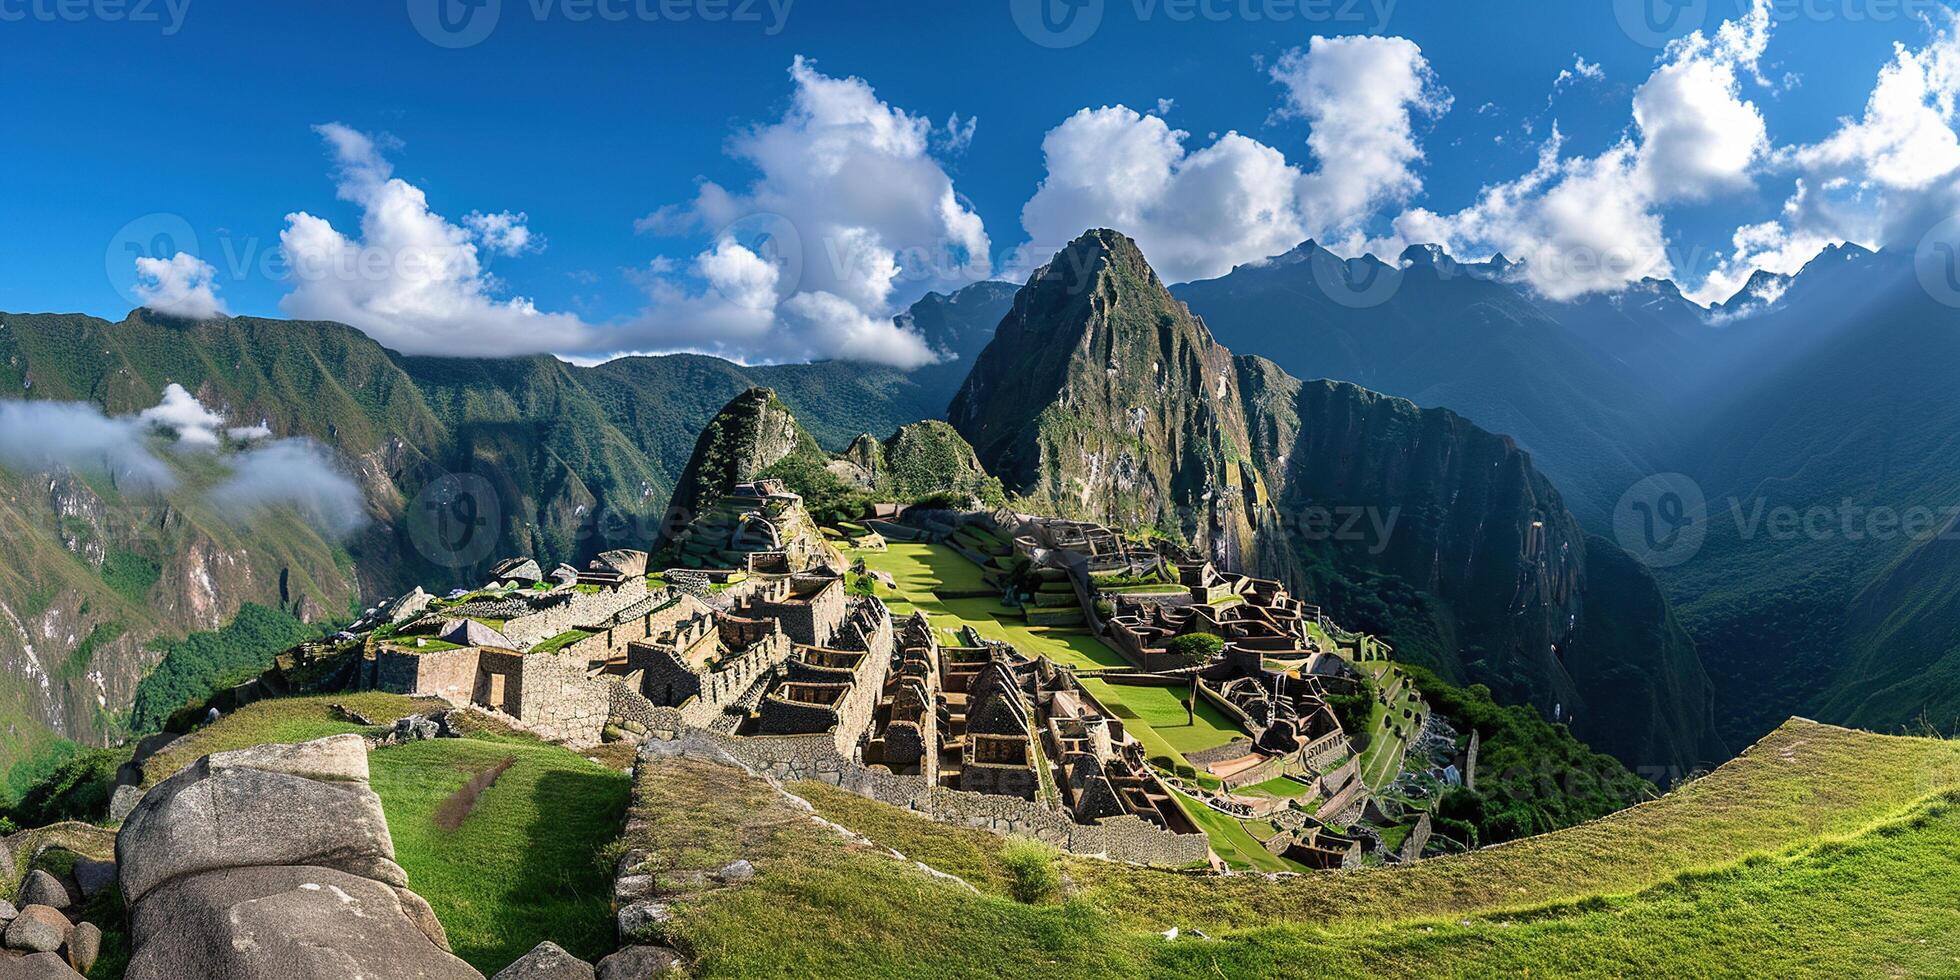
[0,400,175,491]
[1382,2,1775,300]
[138,382,229,448]
[1630,0,1772,203]
[1274,35,1452,235]
[626,56,983,367]
[133,252,228,320]
[463,210,538,256]
[0,390,366,538]
[209,438,369,540]
[1017,35,1447,283]
[278,123,593,358]
[1687,11,1960,302]
[1555,55,1606,91]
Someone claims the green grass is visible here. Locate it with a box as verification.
[643,719,1960,977]
[1077,679,1244,755]
[857,544,1129,670]
[1170,793,1298,873]
[371,737,630,970]
[1358,663,1424,790]
[1240,776,1314,799]
[530,629,594,654]
[139,692,437,785]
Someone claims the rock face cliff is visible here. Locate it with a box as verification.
[948,230,1281,572]
[951,231,1722,774]
[1237,365,1721,773]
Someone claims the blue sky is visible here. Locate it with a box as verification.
[2,0,1955,363]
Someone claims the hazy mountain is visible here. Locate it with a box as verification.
[1173,241,1677,527]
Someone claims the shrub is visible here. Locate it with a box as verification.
[1164,632,1224,665]
[998,836,1060,904]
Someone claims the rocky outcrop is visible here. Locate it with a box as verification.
[493,941,596,980]
[115,734,481,980]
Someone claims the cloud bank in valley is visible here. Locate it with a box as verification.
[0,386,369,540]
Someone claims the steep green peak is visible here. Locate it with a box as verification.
[664,386,822,520]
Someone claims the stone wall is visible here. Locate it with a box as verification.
[511,652,612,746]
[372,646,480,702]
[1398,811,1432,863]
[499,580,652,649]
[651,726,1209,867]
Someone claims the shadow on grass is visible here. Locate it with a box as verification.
[504,765,631,962]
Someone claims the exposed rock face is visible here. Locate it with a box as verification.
[492,941,596,980]
[116,734,480,980]
[1237,367,1721,771]
[3,906,67,954]
[596,945,686,979]
[949,229,1279,572]
[62,921,98,974]
[0,951,83,979]
[14,873,67,913]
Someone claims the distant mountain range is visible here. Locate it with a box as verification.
[3,225,1953,788]
[1170,237,1960,750]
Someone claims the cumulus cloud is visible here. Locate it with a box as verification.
[1630,0,1772,203]
[1382,1,1774,300]
[278,123,593,358]
[209,438,370,540]
[1273,35,1452,236]
[137,382,229,448]
[626,56,984,367]
[1687,11,1960,302]
[0,400,175,491]
[1017,35,1446,284]
[133,252,228,320]
[463,210,539,256]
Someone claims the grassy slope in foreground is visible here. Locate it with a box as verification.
[643,719,1960,977]
[137,695,631,972]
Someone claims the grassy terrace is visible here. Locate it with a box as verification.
[856,543,1129,670]
[1358,662,1425,790]
[1077,678,1243,756]
[644,720,1960,977]
[135,695,631,973]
